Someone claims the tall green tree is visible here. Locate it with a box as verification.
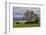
[24,10,39,23]
[24,10,34,22]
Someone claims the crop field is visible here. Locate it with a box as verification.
[13,20,40,28]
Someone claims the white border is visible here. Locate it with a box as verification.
[7,2,45,33]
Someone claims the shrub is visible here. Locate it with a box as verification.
[16,22,19,24]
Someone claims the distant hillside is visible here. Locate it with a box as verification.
[13,17,26,20]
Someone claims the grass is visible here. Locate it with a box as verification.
[13,20,40,28]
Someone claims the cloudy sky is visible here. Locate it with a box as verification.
[13,7,40,17]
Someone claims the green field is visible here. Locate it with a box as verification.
[13,20,40,28]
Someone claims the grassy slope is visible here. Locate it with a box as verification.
[13,20,40,28]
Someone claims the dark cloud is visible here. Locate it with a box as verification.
[13,7,40,17]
